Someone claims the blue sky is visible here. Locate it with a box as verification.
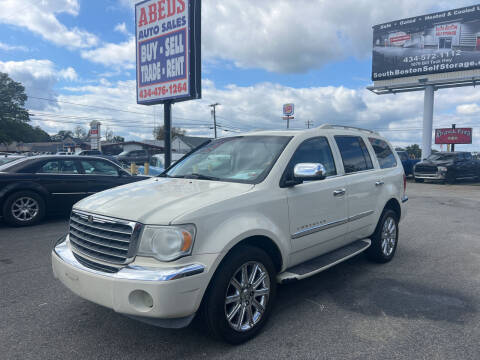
[0,0,479,151]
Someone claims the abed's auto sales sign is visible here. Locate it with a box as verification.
[135,0,201,104]
[372,5,480,81]
[435,128,473,144]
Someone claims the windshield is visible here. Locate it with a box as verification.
[427,153,455,161]
[166,136,291,184]
[0,157,29,171]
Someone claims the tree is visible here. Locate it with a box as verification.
[51,130,74,141]
[73,125,87,139]
[405,144,421,159]
[0,72,44,144]
[153,126,185,140]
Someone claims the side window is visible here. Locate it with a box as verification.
[335,136,373,174]
[287,137,337,177]
[368,138,397,169]
[398,152,408,161]
[37,160,78,174]
[80,160,119,176]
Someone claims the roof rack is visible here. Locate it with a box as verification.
[318,124,379,135]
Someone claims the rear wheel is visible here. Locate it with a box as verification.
[201,245,276,344]
[366,209,399,263]
[3,191,45,226]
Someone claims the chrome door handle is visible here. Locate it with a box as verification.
[375,181,384,186]
[333,189,346,196]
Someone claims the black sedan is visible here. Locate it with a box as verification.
[0,156,148,226]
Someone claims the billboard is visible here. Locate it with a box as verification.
[435,128,473,144]
[372,5,480,81]
[135,0,201,104]
[283,103,294,116]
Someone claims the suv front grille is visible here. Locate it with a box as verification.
[69,210,140,270]
[415,165,437,173]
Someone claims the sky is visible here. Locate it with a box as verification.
[0,0,479,151]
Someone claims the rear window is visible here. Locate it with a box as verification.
[335,136,373,174]
[369,138,397,169]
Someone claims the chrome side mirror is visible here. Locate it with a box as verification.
[293,163,327,181]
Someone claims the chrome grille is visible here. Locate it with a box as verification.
[69,210,140,270]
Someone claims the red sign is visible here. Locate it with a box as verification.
[90,129,98,135]
[435,24,458,37]
[435,128,472,144]
[390,34,411,43]
[283,103,294,116]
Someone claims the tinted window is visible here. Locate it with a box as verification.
[37,160,78,174]
[397,152,408,161]
[335,136,373,174]
[80,160,119,175]
[287,137,336,177]
[369,138,397,169]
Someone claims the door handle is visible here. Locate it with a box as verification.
[333,189,346,196]
[375,181,384,186]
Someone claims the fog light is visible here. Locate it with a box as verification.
[128,290,154,312]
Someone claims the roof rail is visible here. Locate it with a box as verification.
[318,124,379,135]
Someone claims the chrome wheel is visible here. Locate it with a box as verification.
[224,261,270,332]
[381,216,397,257]
[11,197,39,222]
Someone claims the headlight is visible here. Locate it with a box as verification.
[438,166,447,172]
[137,224,196,262]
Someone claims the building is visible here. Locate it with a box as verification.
[0,136,89,154]
[172,135,211,153]
[101,140,164,155]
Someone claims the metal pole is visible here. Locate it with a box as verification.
[164,101,172,168]
[287,117,290,129]
[451,124,456,152]
[421,85,434,160]
[209,103,220,139]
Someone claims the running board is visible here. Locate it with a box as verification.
[277,239,371,284]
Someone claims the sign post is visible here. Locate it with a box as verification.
[283,103,294,129]
[135,0,201,168]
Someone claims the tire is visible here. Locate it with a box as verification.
[201,245,276,344]
[366,209,399,263]
[414,178,424,183]
[2,191,45,226]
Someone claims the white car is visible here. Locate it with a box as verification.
[52,125,407,343]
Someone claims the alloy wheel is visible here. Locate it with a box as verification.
[11,197,39,222]
[224,261,270,332]
[381,216,397,257]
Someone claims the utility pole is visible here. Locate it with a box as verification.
[209,103,220,138]
[305,120,314,129]
[451,123,456,152]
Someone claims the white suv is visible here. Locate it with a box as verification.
[52,125,407,343]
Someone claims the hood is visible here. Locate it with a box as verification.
[416,159,453,167]
[74,177,254,224]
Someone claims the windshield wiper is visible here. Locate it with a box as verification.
[184,173,220,181]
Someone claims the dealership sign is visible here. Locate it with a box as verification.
[283,103,294,116]
[135,0,201,104]
[435,128,473,144]
[372,5,480,81]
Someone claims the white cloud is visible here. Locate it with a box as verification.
[80,37,135,69]
[0,59,78,110]
[456,103,480,115]
[24,77,479,151]
[202,0,474,73]
[114,22,129,35]
[0,42,29,52]
[0,0,98,49]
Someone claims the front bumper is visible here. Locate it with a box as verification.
[52,237,215,328]
[414,172,446,180]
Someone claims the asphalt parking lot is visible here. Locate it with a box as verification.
[1,181,479,360]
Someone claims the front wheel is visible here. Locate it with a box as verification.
[366,209,399,263]
[3,191,45,226]
[201,245,276,344]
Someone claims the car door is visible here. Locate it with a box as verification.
[33,159,88,212]
[334,135,379,242]
[284,136,348,266]
[78,158,139,194]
